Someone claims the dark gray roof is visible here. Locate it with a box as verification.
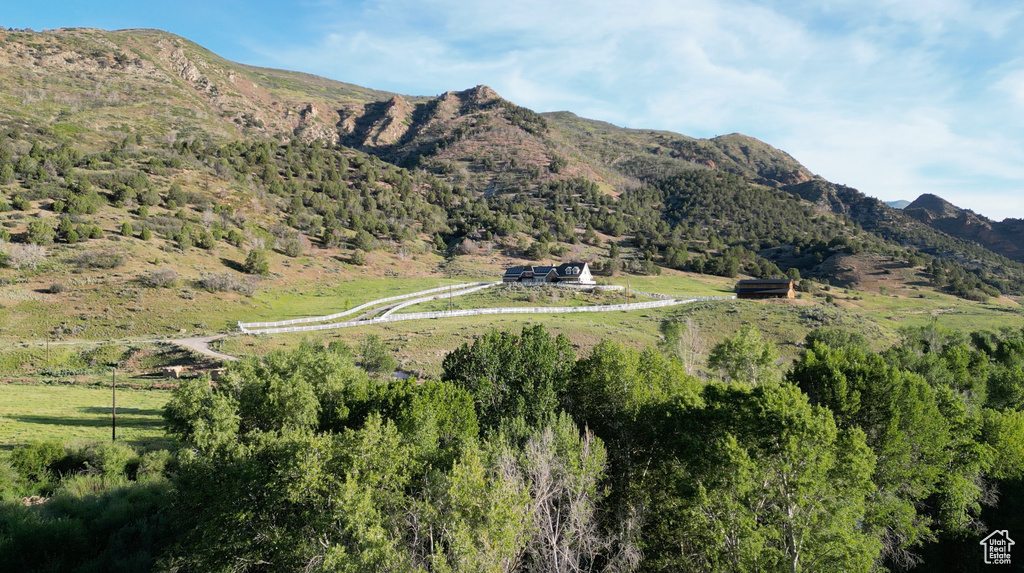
[503,266,529,277]
[737,279,793,285]
[554,262,588,277]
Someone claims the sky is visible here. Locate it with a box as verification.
[3,1,1024,220]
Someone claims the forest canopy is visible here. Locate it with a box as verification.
[3,323,1024,572]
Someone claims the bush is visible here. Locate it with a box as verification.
[26,219,55,245]
[85,442,137,477]
[175,231,193,251]
[3,243,47,269]
[120,222,134,237]
[352,229,375,251]
[243,248,270,275]
[136,450,172,483]
[48,282,67,294]
[199,272,256,295]
[281,237,306,257]
[74,249,126,269]
[359,334,397,375]
[12,195,31,210]
[10,440,67,484]
[143,268,179,288]
[226,228,244,247]
[455,238,479,255]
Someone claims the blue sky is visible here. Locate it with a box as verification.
[4,1,1024,219]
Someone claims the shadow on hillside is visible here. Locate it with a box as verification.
[8,414,163,429]
[220,257,246,273]
[79,407,164,416]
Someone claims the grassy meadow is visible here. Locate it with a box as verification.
[3,242,1023,453]
[0,383,171,454]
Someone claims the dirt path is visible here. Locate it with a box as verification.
[168,334,238,362]
[14,334,239,363]
[352,300,407,321]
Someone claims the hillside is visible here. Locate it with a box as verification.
[0,26,1022,364]
[904,192,1024,263]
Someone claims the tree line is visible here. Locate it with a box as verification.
[2,322,1023,572]
[2,130,1022,297]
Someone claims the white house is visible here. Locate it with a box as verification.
[502,262,595,286]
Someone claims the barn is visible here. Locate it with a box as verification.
[735,278,796,299]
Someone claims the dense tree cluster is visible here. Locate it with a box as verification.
[1,126,1022,295]
[4,323,1024,571]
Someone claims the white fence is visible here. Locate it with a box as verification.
[239,296,735,335]
[237,282,494,329]
[380,283,498,318]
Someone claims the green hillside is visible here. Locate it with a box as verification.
[0,26,1021,382]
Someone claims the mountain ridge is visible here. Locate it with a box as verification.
[0,26,1021,311]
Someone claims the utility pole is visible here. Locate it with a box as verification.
[111,366,117,441]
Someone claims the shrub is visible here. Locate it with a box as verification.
[120,221,134,237]
[74,249,126,269]
[12,195,31,210]
[226,228,244,247]
[3,243,46,269]
[243,248,270,275]
[79,442,136,477]
[175,231,193,251]
[455,238,479,255]
[48,282,67,294]
[140,226,152,241]
[359,334,397,375]
[136,450,172,483]
[352,229,375,251]
[281,236,308,257]
[199,272,256,295]
[26,219,55,245]
[10,440,66,483]
[195,231,216,250]
[143,268,179,288]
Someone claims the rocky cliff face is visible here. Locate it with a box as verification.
[0,27,834,198]
[904,193,1024,262]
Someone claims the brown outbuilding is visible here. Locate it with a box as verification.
[735,278,796,299]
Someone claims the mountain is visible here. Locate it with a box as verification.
[0,25,1022,324]
[885,200,911,209]
[903,193,1024,263]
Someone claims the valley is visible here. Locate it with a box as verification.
[1,24,1023,573]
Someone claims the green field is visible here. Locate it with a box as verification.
[402,284,654,313]
[0,384,171,453]
[246,276,484,322]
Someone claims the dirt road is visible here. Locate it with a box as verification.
[168,334,238,362]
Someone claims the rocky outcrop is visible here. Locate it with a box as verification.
[361,95,415,147]
[169,46,213,92]
[904,193,1024,261]
[294,103,339,144]
[784,179,850,215]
